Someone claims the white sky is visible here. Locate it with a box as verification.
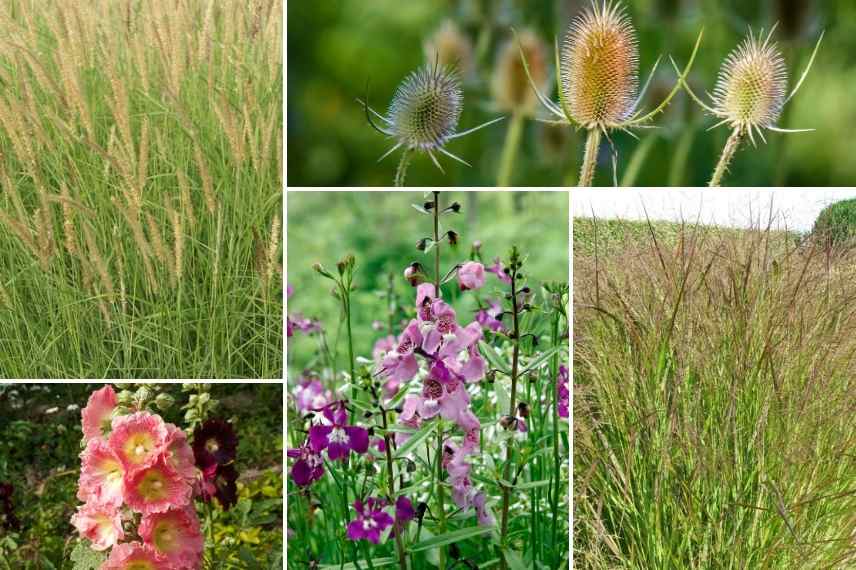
[572,189,856,233]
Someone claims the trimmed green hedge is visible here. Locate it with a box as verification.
[812,199,856,246]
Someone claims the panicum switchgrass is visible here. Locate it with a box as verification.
[0,1,282,378]
[574,219,856,568]
[678,26,824,187]
[520,0,703,186]
[360,60,503,186]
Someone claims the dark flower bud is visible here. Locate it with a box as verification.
[444,201,461,213]
[424,201,435,210]
[499,415,518,431]
[416,238,431,251]
[394,406,404,413]
[517,402,530,418]
[416,502,428,521]
[446,230,459,246]
[404,262,427,286]
[406,459,417,473]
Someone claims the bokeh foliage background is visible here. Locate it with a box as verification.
[286,191,569,372]
[287,0,851,186]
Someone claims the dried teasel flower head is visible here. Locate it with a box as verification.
[424,20,474,78]
[561,1,639,129]
[493,29,549,114]
[711,28,787,132]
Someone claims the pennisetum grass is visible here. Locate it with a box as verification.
[519,0,703,186]
[677,25,824,187]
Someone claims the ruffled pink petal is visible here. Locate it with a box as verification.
[139,506,204,569]
[81,385,117,442]
[124,460,192,515]
[77,438,125,509]
[101,542,171,570]
[109,412,169,475]
[164,424,198,485]
[70,501,124,551]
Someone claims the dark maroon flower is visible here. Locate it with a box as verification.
[193,419,238,470]
[201,463,239,511]
[308,402,369,461]
[0,482,19,531]
[346,498,393,544]
[287,441,324,487]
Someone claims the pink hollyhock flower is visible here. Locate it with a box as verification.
[124,459,191,515]
[102,542,169,570]
[457,261,485,291]
[379,320,422,383]
[309,402,369,461]
[558,365,569,419]
[287,441,324,487]
[70,502,124,550]
[475,300,505,332]
[473,491,495,526]
[486,258,512,284]
[81,385,117,442]
[164,423,198,485]
[77,438,125,509]
[293,377,334,413]
[346,498,394,544]
[109,412,169,475]
[139,506,204,569]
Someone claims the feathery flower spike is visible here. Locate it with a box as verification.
[675,25,823,186]
[360,58,504,186]
[518,0,703,186]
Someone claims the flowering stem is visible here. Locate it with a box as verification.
[499,264,522,569]
[709,126,743,187]
[549,309,561,567]
[433,191,441,294]
[381,408,408,569]
[497,112,524,187]
[395,149,412,187]
[431,190,447,569]
[579,128,601,187]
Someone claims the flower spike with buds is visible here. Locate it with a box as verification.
[518,0,703,186]
[675,25,824,187]
[359,59,504,186]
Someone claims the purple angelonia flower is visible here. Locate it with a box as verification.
[558,365,569,419]
[308,402,369,461]
[457,261,485,291]
[395,496,415,523]
[475,300,505,332]
[346,498,394,544]
[485,258,512,284]
[287,442,324,487]
[292,377,333,414]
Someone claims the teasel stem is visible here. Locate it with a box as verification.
[497,112,525,187]
[380,407,408,569]
[579,128,601,187]
[709,126,743,187]
[499,263,521,570]
[395,149,413,187]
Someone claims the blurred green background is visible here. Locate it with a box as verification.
[287,0,851,186]
[286,191,569,373]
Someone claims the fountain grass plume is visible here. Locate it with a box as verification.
[518,0,703,186]
[675,25,824,187]
[359,58,504,187]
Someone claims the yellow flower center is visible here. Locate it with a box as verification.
[136,468,169,502]
[205,438,220,453]
[154,518,179,553]
[123,433,156,465]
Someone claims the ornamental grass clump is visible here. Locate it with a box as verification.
[677,25,824,186]
[520,0,702,186]
[361,62,504,186]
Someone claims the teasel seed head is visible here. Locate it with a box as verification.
[388,63,463,151]
[493,29,549,114]
[561,1,639,129]
[711,29,787,131]
[424,20,474,78]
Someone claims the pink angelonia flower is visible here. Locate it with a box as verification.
[288,314,321,335]
[486,258,512,284]
[101,542,170,570]
[395,395,423,447]
[418,361,474,428]
[77,438,125,509]
[139,506,204,569]
[379,320,422,383]
[308,402,369,461]
[108,412,169,475]
[475,300,505,332]
[70,501,124,550]
[372,335,396,362]
[457,261,485,291]
[287,441,324,486]
[81,385,117,442]
[124,459,192,515]
[558,365,569,419]
[473,491,496,526]
[444,445,473,509]
[293,377,333,413]
[346,498,394,544]
[422,303,483,362]
[447,342,486,384]
[415,283,437,321]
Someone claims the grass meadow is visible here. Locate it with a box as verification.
[573,219,856,568]
[0,1,283,378]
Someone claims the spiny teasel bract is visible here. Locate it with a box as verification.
[676,25,824,186]
[360,59,503,185]
[519,0,702,186]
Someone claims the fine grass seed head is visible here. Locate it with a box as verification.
[389,63,463,151]
[712,29,787,131]
[562,1,639,129]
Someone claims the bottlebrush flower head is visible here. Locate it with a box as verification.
[101,542,170,570]
[124,459,192,515]
[70,502,124,551]
[139,506,204,568]
[191,419,238,471]
[78,438,126,509]
[109,412,169,475]
[81,385,118,442]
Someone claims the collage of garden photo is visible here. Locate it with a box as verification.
[3,0,856,569]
